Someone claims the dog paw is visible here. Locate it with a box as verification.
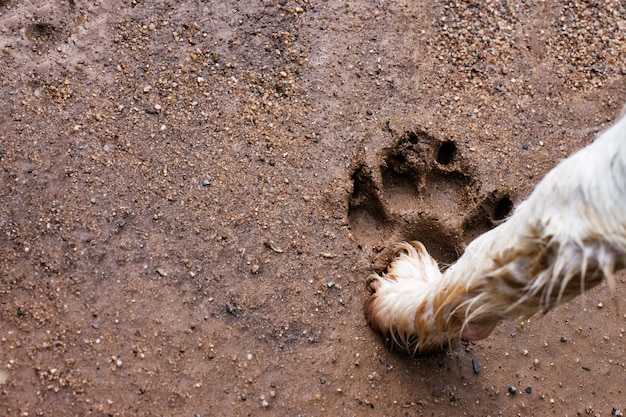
[349,116,513,268]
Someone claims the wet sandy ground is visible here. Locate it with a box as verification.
[1,0,625,415]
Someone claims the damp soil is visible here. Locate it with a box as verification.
[1,1,625,416]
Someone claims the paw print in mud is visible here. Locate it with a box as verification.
[348,117,513,267]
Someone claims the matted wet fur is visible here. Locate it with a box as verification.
[366,115,626,353]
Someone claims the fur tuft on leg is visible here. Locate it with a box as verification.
[365,241,464,353]
[366,115,626,353]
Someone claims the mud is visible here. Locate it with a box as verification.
[1,0,625,416]
[348,117,514,266]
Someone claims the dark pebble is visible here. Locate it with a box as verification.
[560,336,568,343]
[366,110,373,116]
[522,144,529,150]
[508,386,517,395]
[510,331,516,337]
[471,358,480,374]
[525,386,532,394]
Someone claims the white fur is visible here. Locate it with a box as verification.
[366,115,626,352]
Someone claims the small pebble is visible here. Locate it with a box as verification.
[250,264,260,274]
[471,358,480,374]
[92,323,100,330]
[115,358,123,367]
[522,144,529,150]
[525,386,532,394]
[508,386,517,395]
[366,110,373,116]
[202,179,211,186]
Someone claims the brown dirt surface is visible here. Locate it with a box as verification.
[1,0,625,416]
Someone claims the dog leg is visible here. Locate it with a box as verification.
[366,115,626,353]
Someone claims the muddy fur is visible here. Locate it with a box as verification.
[366,115,626,353]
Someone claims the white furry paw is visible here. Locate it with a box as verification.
[366,241,451,353]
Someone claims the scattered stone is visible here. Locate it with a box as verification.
[250,264,260,274]
[202,179,211,186]
[264,241,284,253]
[225,299,239,316]
[525,386,532,394]
[156,268,167,277]
[471,358,480,374]
[508,386,517,395]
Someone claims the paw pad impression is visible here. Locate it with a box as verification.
[348,117,512,266]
